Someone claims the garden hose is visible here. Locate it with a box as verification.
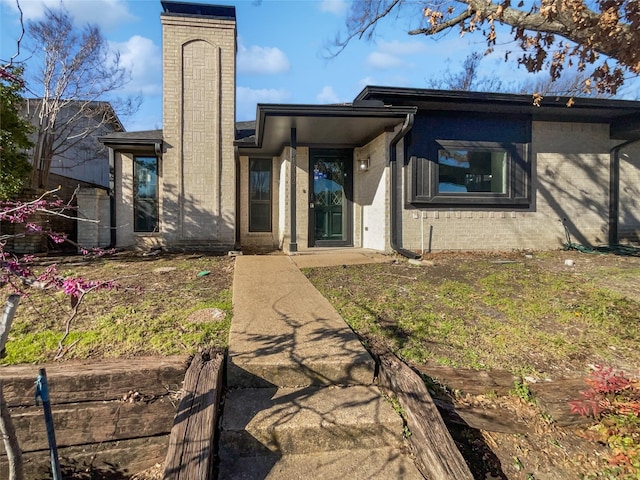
[562,218,640,257]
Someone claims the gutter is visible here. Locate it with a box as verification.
[389,112,420,259]
[609,137,640,245]
[108,147,116,248]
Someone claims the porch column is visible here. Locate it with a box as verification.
[289,128,298,252]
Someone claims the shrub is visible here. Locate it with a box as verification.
[570,366,640,478]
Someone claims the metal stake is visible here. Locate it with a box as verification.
[35,368,62,480]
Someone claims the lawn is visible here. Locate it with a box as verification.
[2,248,639,478]
[4,249,638,375]
[304,250,640,379]
[1,252,234,364]
[304,250,640,479]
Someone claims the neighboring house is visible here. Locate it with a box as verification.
[2,100,123,254]
[99,0,640,255]
[24,98,124,189]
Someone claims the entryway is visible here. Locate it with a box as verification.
[309,148,353,247]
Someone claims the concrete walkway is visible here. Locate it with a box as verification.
[219,252,424,479]
[226,253,389,387]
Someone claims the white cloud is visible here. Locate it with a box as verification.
[237,86,291,120]
[2,0,135,31]
[316,86,341,104]
[319,0,348,16]
[366,39,430,70]
[237,42,290,75]
[366,51,408,70]
[109,35,162,96]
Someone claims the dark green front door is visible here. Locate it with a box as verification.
[309,149,353,247]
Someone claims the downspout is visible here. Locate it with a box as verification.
[234,145,241,249]
[108,147,116,248]
[609,137,640,245]
[389,113,420,259]
[289,128,298,253]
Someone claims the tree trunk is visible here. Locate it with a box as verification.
[1,295,23,480]
[30,130,54,189]
[1,295,20,360]
[0,381,24,480]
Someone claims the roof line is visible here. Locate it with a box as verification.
[355,85,640,110]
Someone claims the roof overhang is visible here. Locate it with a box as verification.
[236,102,417,156]
[98,131,164,155]
[357,86,640,141]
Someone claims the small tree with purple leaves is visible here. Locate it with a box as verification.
[1,188,122,480]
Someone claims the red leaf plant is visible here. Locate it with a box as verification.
[569,365,639,419]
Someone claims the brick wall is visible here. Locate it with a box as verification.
[77,188,111,250]
[161,13,236,250]
[391,122,615,252]
[618,143,640,243]
[278,151,288,249]
[355,133,390,251]
[1,175,106,254]
[114,151,135,248]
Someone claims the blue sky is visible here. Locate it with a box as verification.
[2,0,639,132]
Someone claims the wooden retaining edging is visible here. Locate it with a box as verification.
[378,353,474,480]
[163,350,224,480]
[0,356,188,479]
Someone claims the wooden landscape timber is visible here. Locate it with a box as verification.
[377,353,474,480]
[529,377,593,426]
[3,436,169,480]
[0,356,188,478]
[413,364,519,397]
[432,398,530,434]
[413,363,591,430]
[1,356,188,406]
[163,350,224,480]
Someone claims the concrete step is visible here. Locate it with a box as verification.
[219,385,405,459]
[217,447,425,480]
[226,351,375,388]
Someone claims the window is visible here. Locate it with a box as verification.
[133,156,158,232]
[438,147,507,194]
[249,158,271,232]
[409,140,530,207]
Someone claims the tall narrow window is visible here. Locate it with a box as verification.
[133,156,158,232]
[249,158,271,232]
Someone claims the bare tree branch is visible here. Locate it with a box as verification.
[23,6,137,188]
[328,0,402,58]
[8,0,25,66]
[340,0,640,94]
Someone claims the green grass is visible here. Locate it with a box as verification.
[1,254,234,364]
[304,252,640,377]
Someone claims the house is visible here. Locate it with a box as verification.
[24,99,123,190]
[98,0,640,256]
[1,100,123,254]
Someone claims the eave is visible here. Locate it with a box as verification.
[236,102,417,156]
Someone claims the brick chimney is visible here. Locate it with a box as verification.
[160,2,236,247]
